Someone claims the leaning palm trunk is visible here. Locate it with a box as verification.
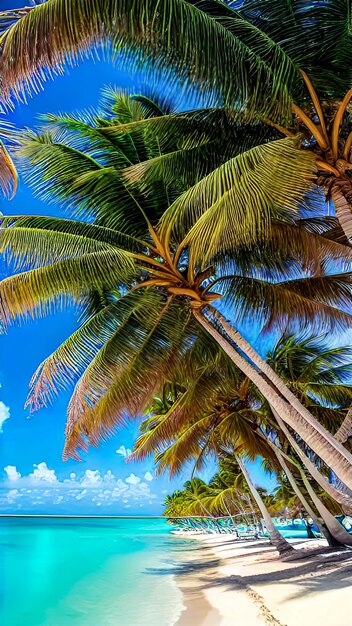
[297,466,352,546]
[261,432,339,545]
[274,413,352,515]
[212,310,352,486]
[223,501,239,538]
[335,407,352,444]
[273,448,340,546]
[194,310,352,491]
[331,183,352,243]
[235,456,294,556]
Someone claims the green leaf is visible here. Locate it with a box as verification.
[25,291,149,410]
[0,248,135,324]
[221,272,352,333]
[160,137,317,263]
[0,0,295,121]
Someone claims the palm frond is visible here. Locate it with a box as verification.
[305,384,352,409]
[124,143,231,191]
[40,112,134,169]
[15,134,149,231]
[213,221,352,282]
[0,140,17,198]
[0,248,135,325]
[140,413,217,477]
[219,272,352,333]
[100,108,274,151]
[63,298,193,459]
[0,215,148,264]
[130,93,175,118]
[159,137,316,263]
[297,346,352,383]
[0,0,295,121]
[239,0,352,97]
[0,223,112,272]
[25,291,146,410]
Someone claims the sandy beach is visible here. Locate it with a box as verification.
[176,535,352,625]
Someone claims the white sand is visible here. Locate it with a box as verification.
[175,535,352,625]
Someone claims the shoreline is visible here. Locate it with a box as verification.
[174,534,352,625]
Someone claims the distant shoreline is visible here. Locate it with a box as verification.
[0,514,167,518]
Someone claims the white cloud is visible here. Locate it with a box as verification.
[30,462,57,483]
[116,445,132,458]
[81,469,101,486]
[4,465,21,481]
[125,473,140,485]
[6,489,21,505]
[75,489,87,501]
[0,462,158,512]
[103,470,115,483]
[0,401,10,433]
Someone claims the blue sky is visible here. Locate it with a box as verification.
[0,1,278,516]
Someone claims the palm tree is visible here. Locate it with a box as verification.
[265,335,352,508]
[269,447,340,543]
[171,478,214,517]
[133,366,300,555]
[163,490,188,518]
[206,467,255,528]
[2,1,352,237]
[267,443,345,546]
[272,413,352,545]
[133,346,352,545]
[1,88,352,485]
[163,461,287,545]
[267,334,352,427]
[234,456,294,555]
[146,401,295,554]
[1,2,352,480]
[272,473,305,518]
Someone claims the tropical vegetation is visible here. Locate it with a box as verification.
[133,332,352,550]
[0,119,17,199]
[1,1,352,238]
[0,89,351,485]
[0,0,351,552]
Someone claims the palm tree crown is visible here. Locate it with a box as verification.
[1,90,351,476]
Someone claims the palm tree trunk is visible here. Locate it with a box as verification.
[263,425,350,546]
[331,182,352,242]
[274,412,352,515]
[211,308,342,436]
[212,309,352,479]
[256,428,342,545]
[273,448,340,546]
[194,310,352,490]
[335,407,352,444]
[223,501,239,538]
[235,456,294,556]
[297,465,352,546]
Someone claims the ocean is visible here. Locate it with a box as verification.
[0,517,187,626]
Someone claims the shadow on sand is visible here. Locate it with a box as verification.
[144,537,352,601]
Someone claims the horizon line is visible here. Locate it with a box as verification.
[0,514,167,519]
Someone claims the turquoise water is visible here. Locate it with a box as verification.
[0,517,187,626]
